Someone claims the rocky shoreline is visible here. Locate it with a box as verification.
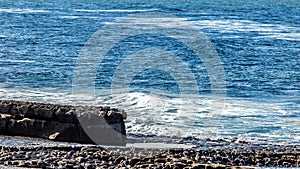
[0,100,127,145]
[0,136,299,169]
[0,100,299,168]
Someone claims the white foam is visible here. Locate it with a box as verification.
[0,59,35,63]
[261,33,300,41]
[74,9,154,13]
[194,19,300,41]
[294,136,300,140]
[103,16,194,29]
[0,8,49,14]
[0,87,298,142]
[221,99,288,116]
[58,16,99,19]
[0,88,74,105]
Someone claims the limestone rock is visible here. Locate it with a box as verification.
[0,100,126,145]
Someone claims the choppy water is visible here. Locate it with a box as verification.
[0,0,299,144]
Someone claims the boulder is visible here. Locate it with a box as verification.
[6,118,80,142]
[0,100,127,145]
[0,116,7,133]
[0,101,11,114]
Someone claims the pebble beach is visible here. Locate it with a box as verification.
[0,135,299,169]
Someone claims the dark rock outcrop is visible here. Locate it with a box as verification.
[0,100,127,145]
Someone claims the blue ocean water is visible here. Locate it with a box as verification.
[0,0,299,143]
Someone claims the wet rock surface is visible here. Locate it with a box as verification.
[0,136,299,169]
[0,100,126,145]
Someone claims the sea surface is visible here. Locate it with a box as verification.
[0,0,299,144]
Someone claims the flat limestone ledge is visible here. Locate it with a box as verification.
[0,100,127,145]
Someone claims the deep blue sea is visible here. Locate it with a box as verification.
[0,0,299,144]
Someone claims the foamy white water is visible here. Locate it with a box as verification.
[0,8,50,14]
[0,87,298,143]
[74,9,155,13]
[194,19,300,41]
